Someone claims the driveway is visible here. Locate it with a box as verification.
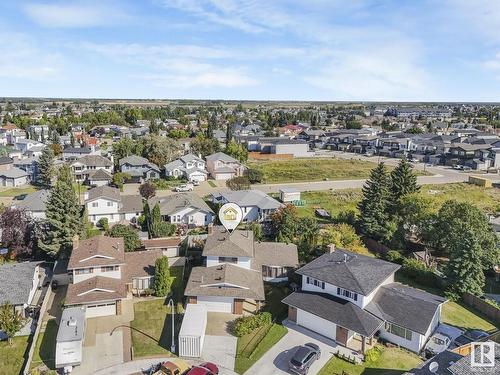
[202,335,238,372]
[245,320,362,375]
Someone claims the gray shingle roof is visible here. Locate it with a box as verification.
[203,226,254,258]
[254,242,298,268]
[85,186,121,202]
[205,152,239,163]
[365,282,446,335]
[13,189,50,212]
[214,190,282,210]
[0,261,42,306]
[150,193,213,216]
[119,155,149,166]
[282,291,383,337]
[185,263,265,300]
[87,168,113,181]
[73,155,113,167]
[0,167,29,179]
[296,249,400,295]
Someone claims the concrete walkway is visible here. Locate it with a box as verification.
[244,320,362,375]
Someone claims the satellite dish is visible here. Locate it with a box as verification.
[429,362,439,373]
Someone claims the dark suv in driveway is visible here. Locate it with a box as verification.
[289,343,321,374]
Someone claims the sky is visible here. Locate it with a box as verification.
[1,0,500,101]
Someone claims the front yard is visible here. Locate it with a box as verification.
[234,285,289,374]
[0,336,30,375]
[130,266,185,358]
[30,319,58,374]
[318,346,422,375]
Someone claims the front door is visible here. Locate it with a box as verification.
[336,325,349,346]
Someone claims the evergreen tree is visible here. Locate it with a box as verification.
[207,113,216,139]
[108,224,141,251]
[152,203,161,224]
[389,158,419,211]
[39,165,82,257]
[225,122,233,146]
[358,163,393,241]
[445,229,486,299]
[37,146,55,187]
[153,256,171,297]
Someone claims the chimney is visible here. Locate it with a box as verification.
[207,223,213,235]
[72,235,80,250]
[328,244,336,253]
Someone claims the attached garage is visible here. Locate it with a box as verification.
[296,309,337,341]
[85,302,116,318]
[197,296,233,313]
[189,172,207,182]
[214,172,234,181]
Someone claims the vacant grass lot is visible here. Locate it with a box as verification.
[247,158,387,183]
[295,183,500,221]
[0,336,29,375]
[0,186,38,197]
[30,319,58,373]
[318,346,422,375]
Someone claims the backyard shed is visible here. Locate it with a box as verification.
[279,188,301,203]
[178,303,207,358]
[55,306,86,370]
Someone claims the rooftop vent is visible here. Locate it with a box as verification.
[429,362,439,373]
[68,317,77,326]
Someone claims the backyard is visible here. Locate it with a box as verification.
[0,335,30,375]
[247,158,389,184]
[234,285,290,374]
[130,266,185,358]
[318,345,422,375]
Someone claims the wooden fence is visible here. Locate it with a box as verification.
[463,293,500,323]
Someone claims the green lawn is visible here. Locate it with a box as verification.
[442,301,497,332]
[247,158,387,184]
[296,189,362,222]
[130,266,185,358]
[234,284,290,374]
[30,319,58,373]
[318,346,422,375]
[208,180,217,188]
[0,185,38,197]
[0,336,29,375]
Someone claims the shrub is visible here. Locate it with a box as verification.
[226,176,251,191]
[233,312,272,337]
[402,257,443,289]
[364,346,382,363]
[97,217,109,231]
[385,250,403,264]
[245,168,263,183]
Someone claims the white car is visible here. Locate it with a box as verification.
[175,183,194,192]
[424,332,451,357]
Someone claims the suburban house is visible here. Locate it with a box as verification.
[164,153,208,182]
[13,156,39,182]
[149,193,214,227]
[84,186,143,224]
[14,139,45,154]
[185,226,298,314]
[62,146,100,162]
[0,166,29,186]
[12,189,50,219]
[0,261,42,318]
[211,190,282,222]
[282,247,446,354]
[205,152,246,180]
[119,155,161,183]
[65,235,167,317]
[70,155,113,184]
[141,237,182,257]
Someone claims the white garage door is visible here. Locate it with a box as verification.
[215,173,234,181]
[85,302,116,318]
[190,173,206,182]
[297,309,337,341]
[197,296,233,313]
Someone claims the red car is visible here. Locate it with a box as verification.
[186,362,219,375]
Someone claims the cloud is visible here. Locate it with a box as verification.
[0,33,62,79]
[23,1,129,28]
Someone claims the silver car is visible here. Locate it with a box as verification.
[289,343,321,374]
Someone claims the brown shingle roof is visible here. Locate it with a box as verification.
[85,186,121,202]
[141,237,182,249]
[185,263,265,300]
[123,250,164,283]
[65,276,127,305]
[68,236,125,270]
[254,242,299,268]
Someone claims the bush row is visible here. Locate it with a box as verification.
[233,312,272,337]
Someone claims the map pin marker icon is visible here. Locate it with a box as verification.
[218,203,243,233]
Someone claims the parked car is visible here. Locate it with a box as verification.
[152,360,191,375]
[175,183,194,192]
[185,362,219,375]
[191,180,200,186]
[289,343,321,375]
[453,329,489,347]
[14,193,27,200]
[424,332,451,357]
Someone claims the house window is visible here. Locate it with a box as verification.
[107,202,113,207]
[75,268,93,275]
[337,287,358,301]
[219,257,238,264]
[101,266,116,272]
[306,277,325,289]
[385,322,413,341]
[92,202,98,207]
[133,277,152,290]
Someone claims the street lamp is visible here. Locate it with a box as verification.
[167,298,176,353]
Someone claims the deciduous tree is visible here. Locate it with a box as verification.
[0,302,25,345]
[108,224,141,252]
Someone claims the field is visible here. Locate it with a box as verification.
[295,183,500,221]
[247,158,387,184]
